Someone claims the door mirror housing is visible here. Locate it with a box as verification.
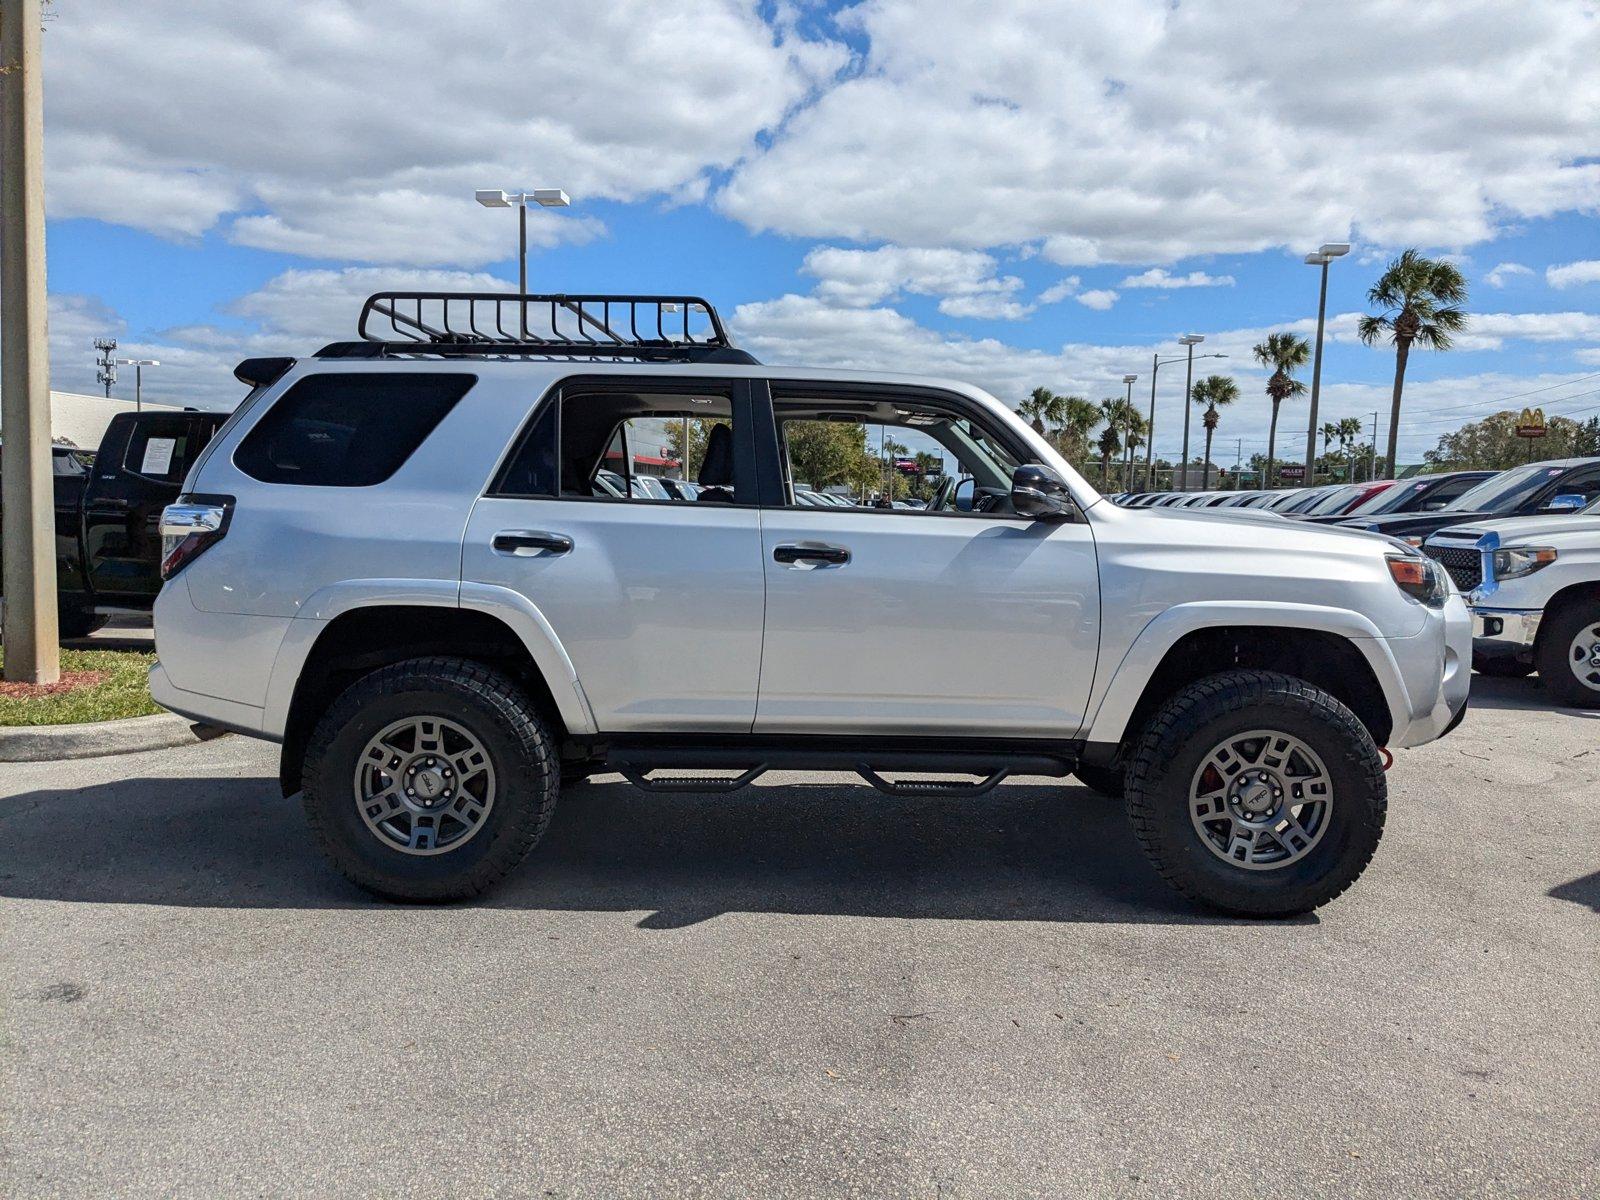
[1010,464,1075,521]
[1543,493,1586,513]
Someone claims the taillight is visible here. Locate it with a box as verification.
[160,496,233,580]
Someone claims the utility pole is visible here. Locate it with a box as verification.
[1177,334,1204,489]
[1369,411,1379,482]
[1,0,60,682]
[1235,437,1243,489]
[94,338,118,397]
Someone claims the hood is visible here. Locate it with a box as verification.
[1344,509,1490,538]
[1428,512,1600,544]
[1138,501,1391,545]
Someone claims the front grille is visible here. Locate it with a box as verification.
[1425,544,1482,592]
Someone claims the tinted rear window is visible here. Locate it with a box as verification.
[234,373,473,486]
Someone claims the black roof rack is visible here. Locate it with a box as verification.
[314,291,758,365]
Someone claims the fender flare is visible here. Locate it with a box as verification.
[1081,600,1412,746]
[260,579,598,739]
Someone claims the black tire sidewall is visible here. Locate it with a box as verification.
[1130,677,1386,916]
[1536,601,1600,708]
[303,664,555,900]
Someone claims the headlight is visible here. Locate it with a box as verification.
[1492,545,1557,580]
[1387,553,1447,607]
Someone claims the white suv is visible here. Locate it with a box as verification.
[153,291,1470,916]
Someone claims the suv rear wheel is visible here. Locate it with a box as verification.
[301,657,559,901]
[1535,599,1600,708]
[1125,670,1386,917]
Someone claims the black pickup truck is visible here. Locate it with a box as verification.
[1,409,228,637]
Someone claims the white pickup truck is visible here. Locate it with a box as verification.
[150,290,1471,916]
[1424,501,1600,705]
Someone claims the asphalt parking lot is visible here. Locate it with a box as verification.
[2,676,1596,1199]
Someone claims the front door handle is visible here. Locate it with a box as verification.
[492,530,573,556]
[773,541,850,566]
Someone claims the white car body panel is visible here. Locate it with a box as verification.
[754,507,1100,735]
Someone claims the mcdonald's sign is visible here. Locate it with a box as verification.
[1515,407,1547,438]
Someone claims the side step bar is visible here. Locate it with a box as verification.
[605,745,1076,799]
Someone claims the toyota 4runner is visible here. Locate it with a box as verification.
[151,292,1470,916]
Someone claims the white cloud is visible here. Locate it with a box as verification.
[1119,268,1236,290]
[1547,260,1600,289]
[729,294,1600,462]
[719,0,1600,262]
[799,245,1031,319]
[42,1,847,265]
[1038,277,1082,304]
[1076,289,1119,311]
[1484,262,1534,287]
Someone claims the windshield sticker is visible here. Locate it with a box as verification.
[140,437,176,476]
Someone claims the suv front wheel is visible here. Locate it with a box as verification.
[1125,670,1386,917]
[301,657,559,901]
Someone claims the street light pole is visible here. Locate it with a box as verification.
[475,188,572,338]
[1,0,60,683]
[1177,334,1204,490]
[117,359,159,413]
[1303,242,1350,485]
[1144,349,1228,491]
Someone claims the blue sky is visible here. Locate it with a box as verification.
[33,0,1600,465]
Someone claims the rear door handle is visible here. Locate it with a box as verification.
[492,530,573,556]
[773,541,850,566]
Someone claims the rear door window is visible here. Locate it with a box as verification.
[234,372,473,486]
[124,416,196,483]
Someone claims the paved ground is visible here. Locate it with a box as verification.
[2,676,1596,1198]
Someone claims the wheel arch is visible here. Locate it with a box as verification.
[1084,607,1399,758]
[269,590,596,797]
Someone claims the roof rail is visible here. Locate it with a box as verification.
[313,291,758,365]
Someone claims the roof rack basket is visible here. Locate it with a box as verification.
[315,291,757,365]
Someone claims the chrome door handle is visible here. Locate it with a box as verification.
[492,530,573,556]
[773,541,850,566]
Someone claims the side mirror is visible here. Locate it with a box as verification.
[1544,493,1585,513]
[1011,463,1075,521]
[953,477,976,512]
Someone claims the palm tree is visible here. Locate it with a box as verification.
[1337,416,1363,480]
[1251,332,1310,488]
[1190,375,1240,488]
[1050,394,1101,463]
[1119,409,1149,489]
[1096,423,1121,487]
[1018,387,1068,436]
[1358,249,1469,479]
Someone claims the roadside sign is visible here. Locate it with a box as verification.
[1279,464,1306,480]
[1515,406,1547,438]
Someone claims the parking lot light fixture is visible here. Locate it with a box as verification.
[115,358,159,413]
[1304,242,1351,484]
[474,187,572,336]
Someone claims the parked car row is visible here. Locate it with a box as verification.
[1113,457,1600,706]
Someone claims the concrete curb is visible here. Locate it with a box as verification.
[0,711,228,762]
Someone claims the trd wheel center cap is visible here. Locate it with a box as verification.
[1233,774,1278,815]
[409,766,448,806]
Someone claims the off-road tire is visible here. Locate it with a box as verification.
[1125,669,1386,918]
[1472,653,1533,679]
[301,657,559,902]
[1072,762,1126,798]
[1535,599,1600,708]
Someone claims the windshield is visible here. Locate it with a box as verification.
[1348,477,1432,516]
[1302,484,1362,515]
[1444,464,1567,513]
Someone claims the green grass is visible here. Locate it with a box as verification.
[0,646,162,726]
